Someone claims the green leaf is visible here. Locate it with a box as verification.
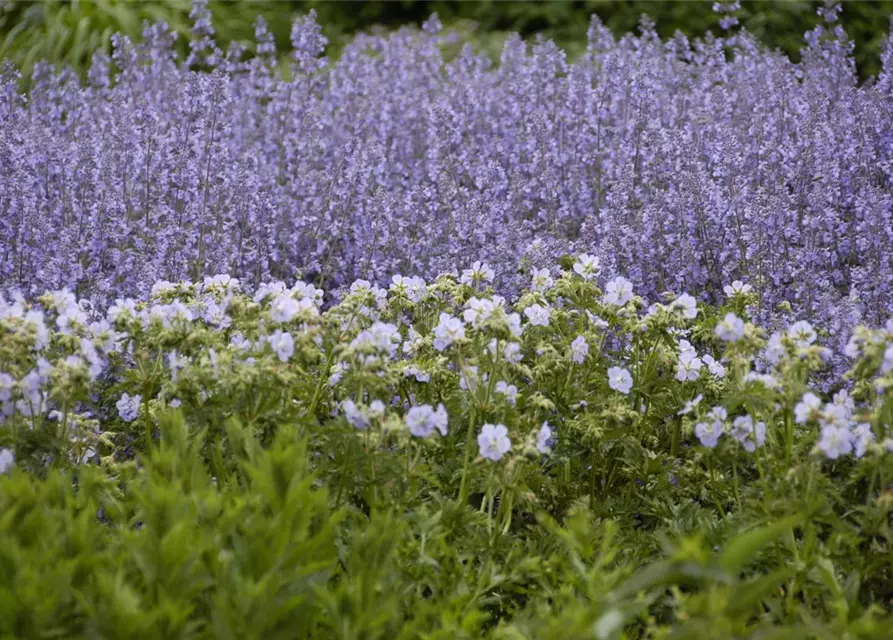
[719,514,803,574]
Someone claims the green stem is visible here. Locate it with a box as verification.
[589,450,598,510]
[784,411,794,467]
[58,403,69,467]
[755,450,772,513]
[708,455,728,523]
[458,406,477,502]
[562,362,574,405]
[732,456,742,510]
[671,420,681,458]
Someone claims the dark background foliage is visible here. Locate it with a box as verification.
[2,0,892,80]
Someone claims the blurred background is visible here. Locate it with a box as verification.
[2,0,892,81]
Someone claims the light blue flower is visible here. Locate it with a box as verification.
[478,423,511,461]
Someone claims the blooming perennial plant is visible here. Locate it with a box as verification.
[1,256,893,634]
[2,2,892,362]
[3,2,893,635]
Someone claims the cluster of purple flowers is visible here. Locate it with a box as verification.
[1,2,893,345]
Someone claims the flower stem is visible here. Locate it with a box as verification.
[458,406,476,502]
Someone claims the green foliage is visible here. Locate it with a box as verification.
[2,0,892,84]
[2,264,893,635]
[0,0,295,83]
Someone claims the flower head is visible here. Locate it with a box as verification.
[716,313,745,342]
[268,330,295,362]
[671,293,698,320]
[730,415,766,452]
[678,394,703,416]
[0,448,14,473]
[343,399,373,430]
[818,425,853,459]
[478,423,511,461]
[523,303,551,327]
[794,392,822,424]
[788,321,817,348]
[494,380,518,405]
[702,354,726,378]
[406,404,444,438]
[882,344,893,375]
[116,393,141,423]
[570,335,589,364]
[603,276,634,307]
[607,366,633,395]
[573,254,601,280]
[675,350,703,382]
[852,423,875,458]
[460,261,495,287]
[695,420,723,448]
[723,280,752,297]
[536,422,553,454]
[531,268,553,293]
[503,341,523,365]
[433,313,465,352]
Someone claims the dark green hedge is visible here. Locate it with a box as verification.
[310,1,893,77]
[2,1,891,80]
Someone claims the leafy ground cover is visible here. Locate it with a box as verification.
[2,260,893,637]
